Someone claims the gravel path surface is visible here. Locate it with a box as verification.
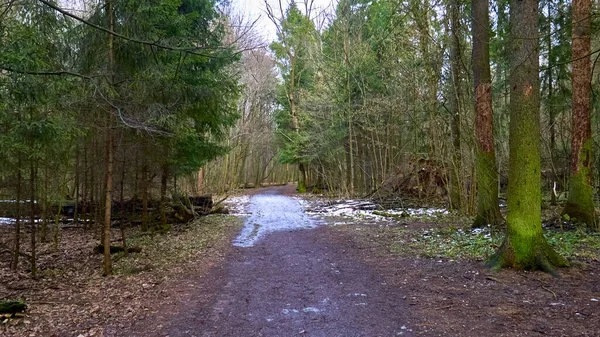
[129,186,414,337]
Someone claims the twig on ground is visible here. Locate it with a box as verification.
[542,285,557,300]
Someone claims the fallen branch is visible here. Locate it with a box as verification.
[0,243,32,259]
[485,275,503,283]
[93,245,142,255]
[542,285,557,300]
[209,195,230,214]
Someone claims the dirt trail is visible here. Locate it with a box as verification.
[127,186,415,337]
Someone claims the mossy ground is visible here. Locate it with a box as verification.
[347,206,600,264]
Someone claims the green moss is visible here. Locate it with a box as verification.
[564,140,596,228]
[389,224,600,262]
[488,56,567,274]
[474,150,503,228]
[297,182,307,193]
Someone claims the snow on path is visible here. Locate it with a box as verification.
[229,189,450,247]
[232,193,317,247]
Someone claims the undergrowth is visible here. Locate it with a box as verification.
[391,225,600,261]
[114,215,242,275]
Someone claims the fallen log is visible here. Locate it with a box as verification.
[93,245,142,254]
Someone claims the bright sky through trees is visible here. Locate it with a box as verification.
[232,0,334,41]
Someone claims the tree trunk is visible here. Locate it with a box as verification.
[40,159,48,243]
[82,142,88,230]
[119,155,127,252]
[53,202,60,251]
[11,162,22,270]
[343,18,355,197]
[546,1,558,206]
[91,138,97,230]
[448,0,462,211]
[563,0,596,228]
[142,163,149,232]
[73,145,80,225]
[297,163,307,193]
[197,167,205,195]
[472,0,503,228]
[30,160,37,278]
[160,163,168,229]
[488,0,567,274]
[102,0,115,276]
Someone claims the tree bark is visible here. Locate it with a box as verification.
[472,0,502,228]
[546,1,558,206]
[11,162,22,270]
[82,142,88,230]
[29,160,37,278]
[563,0,596,228]
[197,167,205,195]
[448,0,462,211]
[488,0,567,274]
[102,0,115,276]
[160,163,168,229]
[73,145,80,225]
[40,159,48,243]
[298,162,307,193]
[141,163,149,232]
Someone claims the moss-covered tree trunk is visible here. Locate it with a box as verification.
[563,0,596,228]
[488,0,567,274]
[472,0,502,228]
[297,163,307,193]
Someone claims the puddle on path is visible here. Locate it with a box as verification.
[232,194,317,247]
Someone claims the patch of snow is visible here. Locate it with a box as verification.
[223,195,251,215]
[281,308,300,315]
[233,194,317,247]
[306,199,448,223]
[0,217,15,225]
[302,307,321,313]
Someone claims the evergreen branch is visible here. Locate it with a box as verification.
[36,0,226,59]
[541,47,600,71]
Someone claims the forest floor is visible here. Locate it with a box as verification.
[1,185,600,336]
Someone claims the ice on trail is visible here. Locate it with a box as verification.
[233,193,316,247]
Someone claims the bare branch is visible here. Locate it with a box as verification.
[96,89,175,137]
[0,65,96,80]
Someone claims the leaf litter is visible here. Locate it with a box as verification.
[0,215,242,337]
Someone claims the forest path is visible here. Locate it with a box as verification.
[127,186,415,337]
